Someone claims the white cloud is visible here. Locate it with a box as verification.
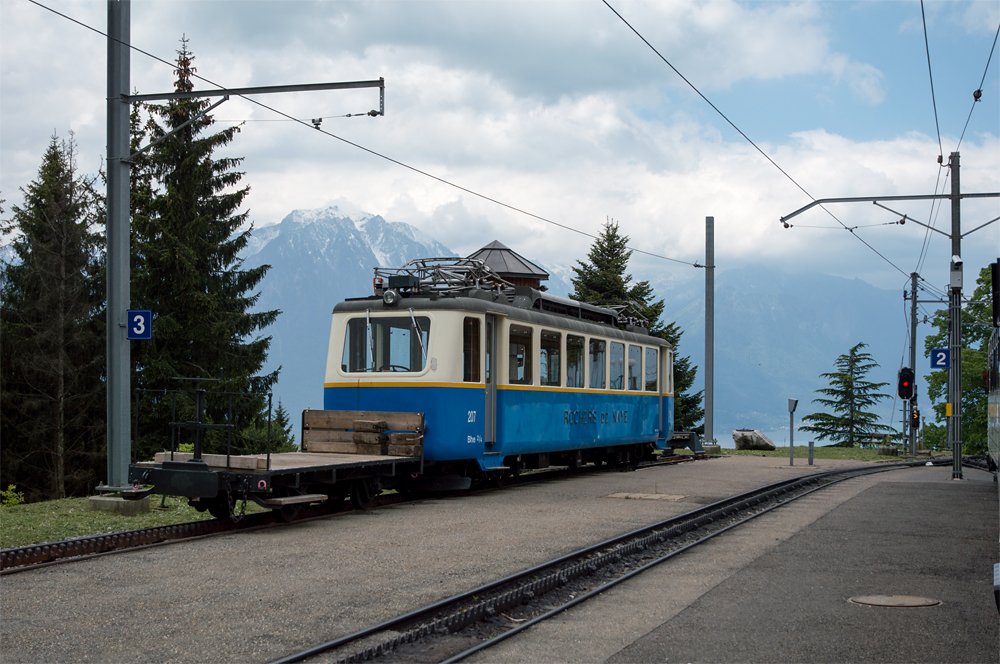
[2,0,997,296]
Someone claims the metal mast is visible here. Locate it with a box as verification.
[105,0,131,489]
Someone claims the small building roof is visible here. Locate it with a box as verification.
[467,240,549,282]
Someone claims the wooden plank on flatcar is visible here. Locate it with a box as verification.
[387,443,422,456]
[302,441,361,454]
[352,419,388,432]
[387,433,422,444]
[153,452,260,470]
[303,409,423,432]
[263,452,417,469]
[259,493,328,507]
[302,430,382,445]
[353,442,384,456]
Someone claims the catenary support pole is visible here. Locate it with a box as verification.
[909,272,918,456]
[704,216,714,447]
[105,0,131,489]
[948,152,963,480]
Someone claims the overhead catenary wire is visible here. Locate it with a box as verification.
[601,0,912,281]
[955,21,999,153]
[919,0,945,163]
[25,0,699,269]
[915,19,997,278]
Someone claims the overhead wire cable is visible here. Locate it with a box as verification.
[955,21,999,153]
[914,166,946,275]
[601,0,912,280]
[26,0,698,268]
[919,0,945,162]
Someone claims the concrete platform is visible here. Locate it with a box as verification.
[2,456,996,663]
[474,463,1000,664]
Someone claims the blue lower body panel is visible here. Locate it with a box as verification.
[324,385,673,472]
[497,389,667,455]
[325,385,486,462]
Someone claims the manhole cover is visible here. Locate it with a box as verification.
[849,595,942,608]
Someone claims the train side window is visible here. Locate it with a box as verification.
[343,316,430,372]
[509,325,533,384]
[609,342,625,390]
[645,347,658,391]
[463,317,481,382]
[589,339,606,389]
[566,335,585,388]
[627,344,642,390]
[540,330,561,386]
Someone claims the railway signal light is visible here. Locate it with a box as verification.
[897,367,915,400]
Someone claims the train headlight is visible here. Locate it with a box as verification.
[383,289,400,306]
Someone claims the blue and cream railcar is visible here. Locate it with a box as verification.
[324,273,674,479]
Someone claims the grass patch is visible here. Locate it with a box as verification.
[0,495,215,549]
[723,446,920,462]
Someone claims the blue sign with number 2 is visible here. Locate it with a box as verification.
[127,309,152,340]
[930,348,949,369]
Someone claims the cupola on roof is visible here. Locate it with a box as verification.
[466,240,549,287]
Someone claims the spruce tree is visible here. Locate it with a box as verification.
[800,342,895,447]
[0,135,106,499]
[570,221,703,433]
[130,39,279,458]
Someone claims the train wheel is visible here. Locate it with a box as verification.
[205,496,233,519]
[350,478,380,510]
[325,489,348,513]
[487,469,507,488]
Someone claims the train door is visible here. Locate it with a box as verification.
[485,314,498,448]
[662,347,675,438]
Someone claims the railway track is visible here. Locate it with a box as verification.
[269,459,953,664]
[0,453,697,574]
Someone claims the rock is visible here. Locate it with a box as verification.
[732,429,776,451]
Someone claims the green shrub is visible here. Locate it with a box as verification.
[0,484,26,508]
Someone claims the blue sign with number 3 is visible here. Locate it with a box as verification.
[930,348,950,369]
[127,309,152,340]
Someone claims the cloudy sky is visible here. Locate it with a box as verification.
[2,0,998,297]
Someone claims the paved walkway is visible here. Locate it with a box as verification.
[2,457,996,663]
[474,463,1000,663]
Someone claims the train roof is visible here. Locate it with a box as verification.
[336,257,668,347]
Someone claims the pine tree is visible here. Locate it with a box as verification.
[921,265,992,455]
[570,220,703,432]
[800,342,895,447]
[0,135,106,500]
[130,39,279,459]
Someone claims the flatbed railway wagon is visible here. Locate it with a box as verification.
[128,408,425,518]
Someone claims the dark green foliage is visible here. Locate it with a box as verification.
[241,400,298,453]
[0,135,106,500]
[129,39,279,459]
[922,266,992,455]
[570,220,703,433]
[800,342,895,447]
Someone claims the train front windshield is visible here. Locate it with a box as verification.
[342,315,431,372]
